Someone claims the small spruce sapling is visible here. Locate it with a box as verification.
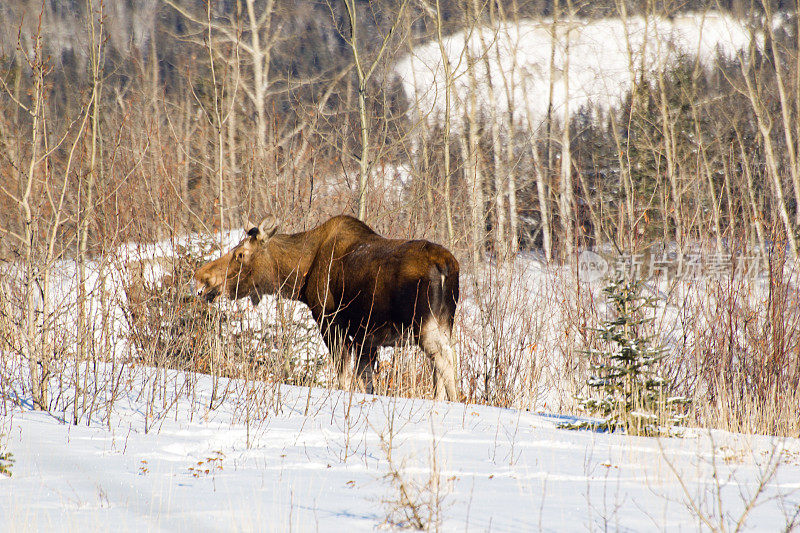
[0,435,13,477]
[562,277,690,435]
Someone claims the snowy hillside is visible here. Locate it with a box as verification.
[3,366,800,531]
[396,13,756,130]
[3,224,800,530]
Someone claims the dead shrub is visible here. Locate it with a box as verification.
[121,239,326,385]
[675,244,800,436]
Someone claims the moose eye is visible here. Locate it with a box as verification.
[234,250,245,262]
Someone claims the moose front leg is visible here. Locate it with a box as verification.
[321,323,352,391]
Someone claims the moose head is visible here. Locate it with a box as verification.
[193,217,280,305]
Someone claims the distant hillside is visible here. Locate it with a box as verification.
[0,0,796,265]
[397,13,757,130]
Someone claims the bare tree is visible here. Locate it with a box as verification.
[736,38,799,258]
[557,0,575,260]
[460,0,486,267]
[166,0,276,158]
[493,1,520,257]
[74,0,105,424]
[432,0,456,245]
[1,11,49,409]
[0,4,93,411]
[338,0,410,221]
[761,0,800,226]
[473,21,508,258]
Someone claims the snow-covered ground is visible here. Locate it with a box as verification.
[2,366,800,531]
[2,210,799,531]
[3,242,799,530]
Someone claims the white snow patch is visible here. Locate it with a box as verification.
[2,367,799,531]
[396,13,757,131]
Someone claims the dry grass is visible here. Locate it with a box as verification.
[3,228,800,440]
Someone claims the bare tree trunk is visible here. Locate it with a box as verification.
[558,0,575,261]
[740,55,798,258]
[474,19,506,258]
[150,26,159,113]
[405,13,434,223]
[656,71,683,255]
[762,1,800,225]
[342,0,409,221]
[530,131,552,261]
[23,82,44,410]
[15,28,47,411]
[506,139,519,255]
[690,103,724,253]
[227,46,239,179]
[462,0,485,267]
[180,93,196,229]
[461,114,484,269]
[434,0,455,245]
[735,125,767,257]
[544,3,559,260]
[721,144,736,240]
[520,62,551,260]
[75,0,104,423]
[245,0,274,157]
[225,45,242,223]
[615,0,643,249]
[494,1,520,256]
[761,126,796,258]
[355,72,370,220]
[204,1,227,236]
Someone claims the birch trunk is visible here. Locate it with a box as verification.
[657,72,683,255]
[434,0,455,245]
[741,57,798,258]
[763,2,800,225]
[735,126,767,257]
[559,2,575,260]
[520,81,552,260]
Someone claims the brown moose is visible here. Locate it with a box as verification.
[194,215,460,400]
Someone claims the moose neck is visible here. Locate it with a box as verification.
[264,230,319,301]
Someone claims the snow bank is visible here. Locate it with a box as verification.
[2,366,799,531]
[396,12,756,131]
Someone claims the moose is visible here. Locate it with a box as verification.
[194,215,460,401]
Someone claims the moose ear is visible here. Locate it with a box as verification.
[256,216,279,242]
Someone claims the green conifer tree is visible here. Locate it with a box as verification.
[563,277,690,435]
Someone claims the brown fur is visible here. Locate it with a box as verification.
[194,215,460,400]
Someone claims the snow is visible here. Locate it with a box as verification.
[2,7,798,529]
[2,367,800,530]
[2,247,799,529]
[396,13,757,132]
[2,212,800,530]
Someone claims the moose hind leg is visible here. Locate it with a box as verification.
[420,319,457,401]
[353,346,377,395]
[334,349,351,391]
